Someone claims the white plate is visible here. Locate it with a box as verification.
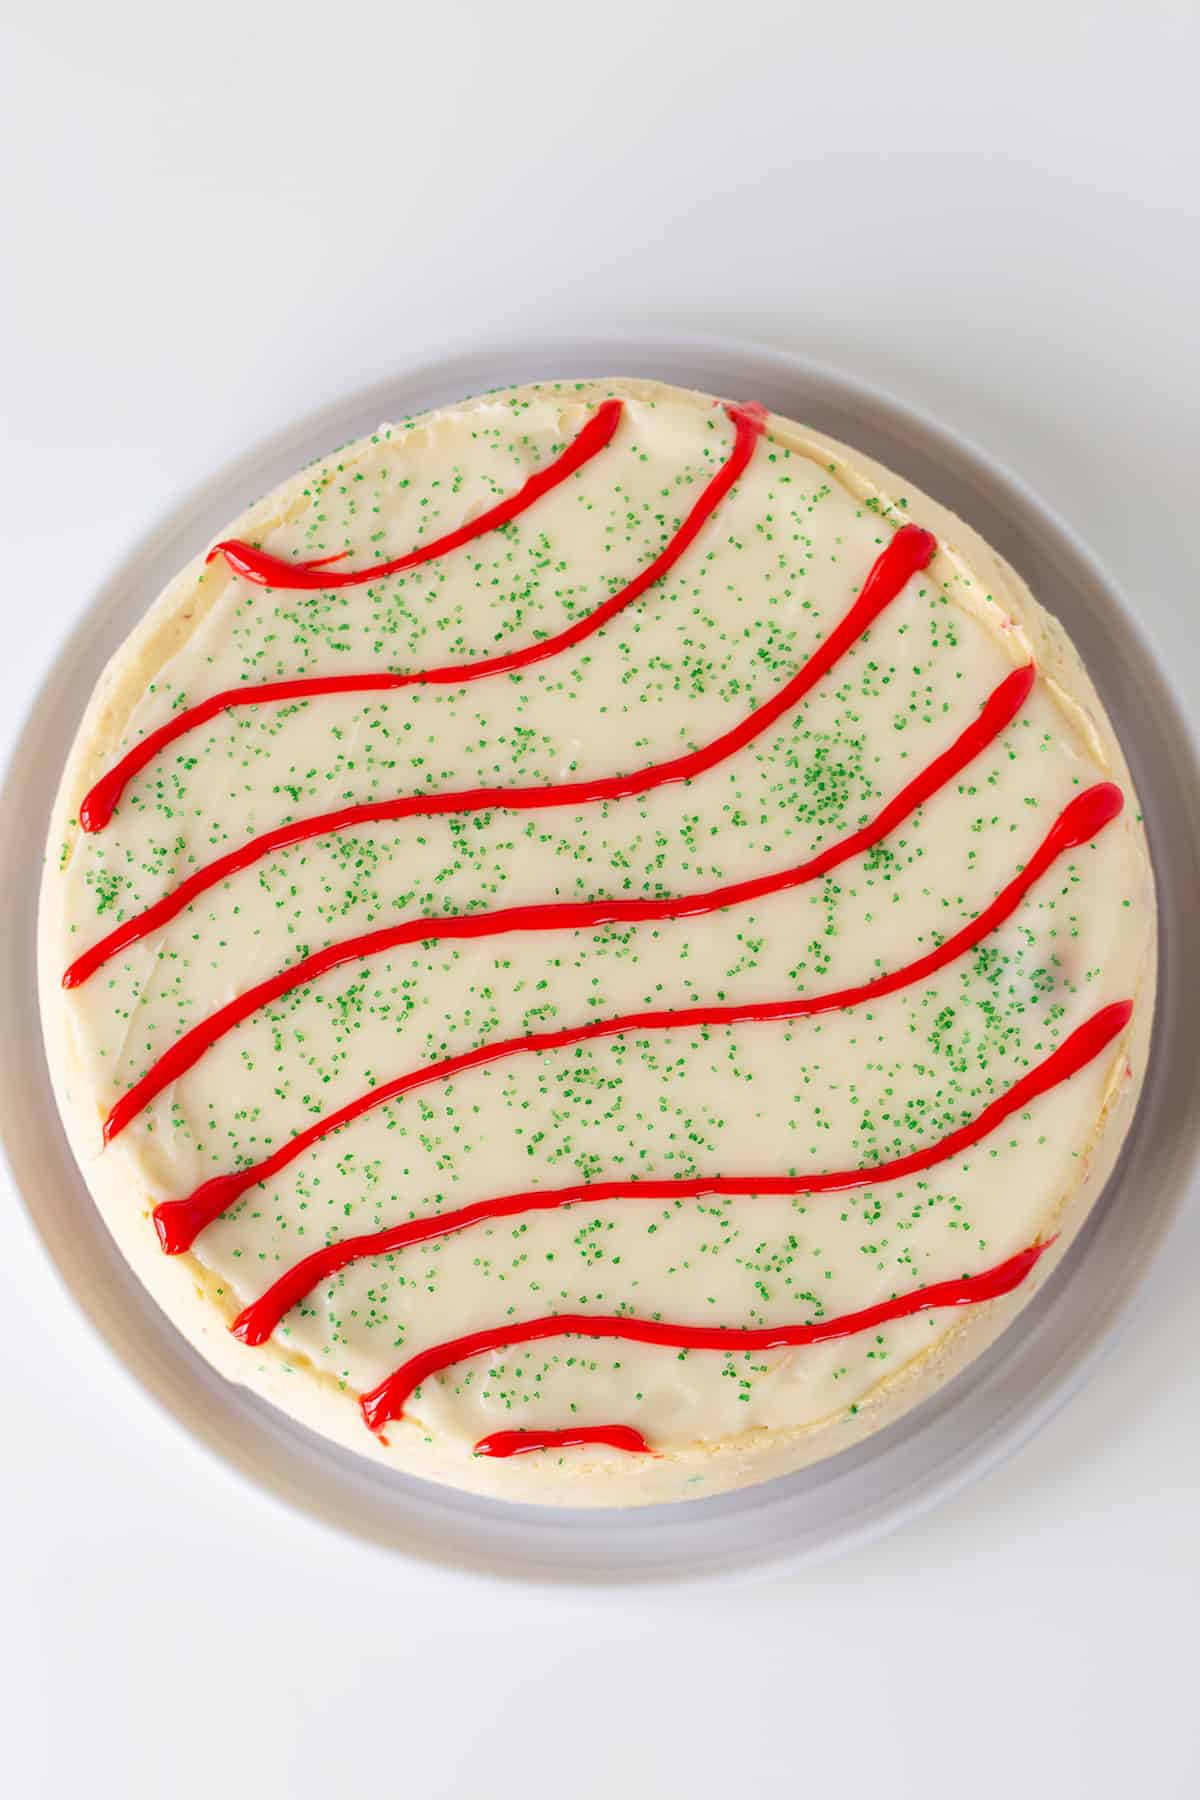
[4,333,1198,1590]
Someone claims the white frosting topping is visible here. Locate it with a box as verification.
[50,387,1150,1459]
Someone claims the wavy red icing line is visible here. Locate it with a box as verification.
[473,1425,655,1459]
[66,516,932,988]
[107,658,1032,1149]
[208,396,629,592]
[79,401,766,833]
[361,1238,1061,1434]
[230,1001,1129,1351]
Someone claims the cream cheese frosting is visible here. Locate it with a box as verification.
[39,379,1155,1504]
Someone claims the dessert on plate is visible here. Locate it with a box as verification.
[40,378,1155,1504]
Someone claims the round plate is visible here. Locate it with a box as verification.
[4,333,1198,1589]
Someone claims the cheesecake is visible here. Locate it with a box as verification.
[39,379,1155,1504]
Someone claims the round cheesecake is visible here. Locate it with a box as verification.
[39,378,1155,1505]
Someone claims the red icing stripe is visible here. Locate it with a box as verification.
[66,516,932,987]
[226,996,1129,1346]
[79,400,763,833]
[361,1239,1059,1434]
[207,397,626,591]
[106,656,1032,1148]
[473,1425,654,1459]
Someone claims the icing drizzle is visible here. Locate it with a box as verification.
[206,397,627,591]
[474,1426,654,1459]
[361,1240,1058,1435]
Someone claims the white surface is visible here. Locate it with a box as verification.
[2,1,1198,1794]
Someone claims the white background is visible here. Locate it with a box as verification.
[3,2,1199,1795]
